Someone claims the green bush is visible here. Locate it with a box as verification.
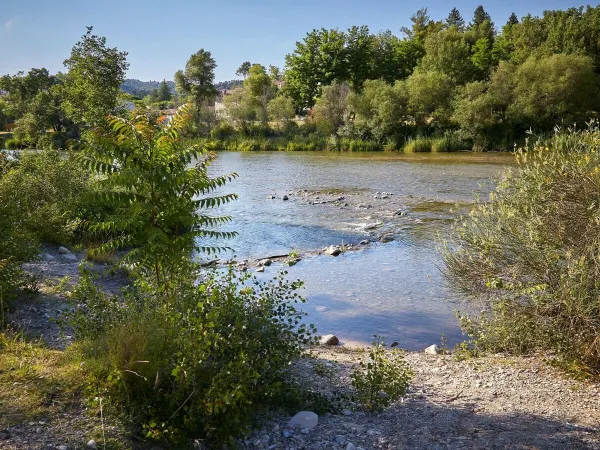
[210,122,236,140]
[69,268,317,445]
[350,337,412,411]
[403,136,433,152]
[0,150,96,244]
[443,123,600,376]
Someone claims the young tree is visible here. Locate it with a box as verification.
[268,65,282,81]
[419,27,474,85]
[236,61,252,79]
[446,7,465,30]
[312,82,350,136]
[62,27,129,129]
[174,49,217,107]
[267,95,296,121]
[244,64,276,121]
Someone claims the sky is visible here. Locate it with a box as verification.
[1,0,598,82]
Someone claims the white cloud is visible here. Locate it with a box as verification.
[4,19,14,33]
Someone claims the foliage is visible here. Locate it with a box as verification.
[312,82,350,136]
[70,267,317,445]
[350,337,412,411]
[443,123,600,376]
[62,27,129,129]
[174,49,217,107]
[81,105,237,289]
[267,95,296,121]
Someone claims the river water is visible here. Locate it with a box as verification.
[207,151,513,349]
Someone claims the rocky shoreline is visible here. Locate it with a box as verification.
[3,245,600,449]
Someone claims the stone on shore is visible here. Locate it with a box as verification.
[425,344,440,355]
[320,334,339,346]
[288,411,318,430]
[58,246,70,254]
[61,253,77,262]
[324,246,341,256]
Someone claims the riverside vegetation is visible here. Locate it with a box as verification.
[2,5,600,152]
[2,5,600,449]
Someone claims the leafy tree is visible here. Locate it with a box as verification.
[268,65,282,81]
[345,25,376,90]
[223,88,257,124]
[82,105,237,290]
[62,27,129,129]
[471,38,494,78]
[371,31,423,84]
[446,8,465,30]
[174,49,217,107]
[284,28,348,110]
[244,64,276,121]
[405,69,455,127]
[235,61,252,79]
[419,27,474,85]
[401,8,442,43]
[267,95,295,121]
[312,82,350,136]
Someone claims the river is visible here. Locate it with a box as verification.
[207,151,513,349]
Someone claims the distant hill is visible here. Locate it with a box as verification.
[121,79,176,97]
[121,79,244,97]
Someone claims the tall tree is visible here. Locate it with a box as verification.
[236,61,252,79]
[507,12,519,26]
[446,7,465,30]
[472,5,491,27]
[401,8,442,43]
[62,27,129,129]
[174,49,217,106]
[156,79,172,101]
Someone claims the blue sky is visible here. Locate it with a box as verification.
[1,0,598,82]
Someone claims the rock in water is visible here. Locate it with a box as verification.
[359,240,370,246]
[390,341,399,347]
[320,334,339,346]
[256,266,265,273]
[288,411,318,430]
[379,235,394,243]
[282,195,289,201]
[324,246,341,256]
[424,344,440,355]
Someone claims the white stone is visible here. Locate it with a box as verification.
[288,411,318,430]
[324,246,341,256]
[424,344,440,355]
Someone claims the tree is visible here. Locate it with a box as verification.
[236,61,252,79]
[156,79,172,102]
[405,69,455,127]
[174,49,217,107]
[401,8,438,43]
[62,27,129,129]
[507,12,519,26]
[312,82,350,136]
[345,25,376,91]
[472,5,491,27]
[371,31,423,84]
[244,64,276,121]
[446,8,465,30]
[82,104,237,289]
[284,28,348,110]
[268,65,282,81]
[267,95,296,121]
[419,27,474,85]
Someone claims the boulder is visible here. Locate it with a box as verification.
[40,253,56,262]
[324,246,341,257]
[58,246,70,254]
[320,334,339,345]
[256,266,265,273]
[282,195,289,201]
[61,253,77,262]
[390,341,399,348]
[262,258,273,266]
[424,344,440,355]
[288,411,318,430]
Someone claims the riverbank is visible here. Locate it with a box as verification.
[2,248,599,449]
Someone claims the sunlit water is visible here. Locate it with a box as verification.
[212,151,514,348]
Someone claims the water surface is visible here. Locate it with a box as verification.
[207,151,513,348]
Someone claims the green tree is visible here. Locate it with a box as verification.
[446,7,465,30]
[345,25,376,91]
[174,49,217,106]
[82,105,237,290]
[507,12,519,26]
[284,28,347,110]
[267,95,296,121]
[244,64,276,121]
[312,82,350,136]
[62,27,129,129]
[371,31,423,84]
[268,65,282,81]
[405,69,455,127]
[419,27,474,85]
[401,8,442,43]
[472,5,491,27]
[156,79,172,102]
[236,61,252,79]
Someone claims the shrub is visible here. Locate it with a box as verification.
[210,122,236,140]
[69,268,317,445]
[350,337,412,411]
[403,136,433,152]
[443,123,600,376]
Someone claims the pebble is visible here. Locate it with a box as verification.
[342,409,352,416]
[283,430,292,438]
[282,195,289,201]
[346,443,356,450]
[335,435,346,445]
[87,440,97,448]
[256,266,265,273]
[288,411,318,430]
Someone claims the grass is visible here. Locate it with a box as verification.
[0,332,84,426]
[0,332,128,448]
